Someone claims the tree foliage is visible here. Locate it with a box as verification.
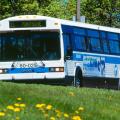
[81,0,120,27]
[0,0,120,28]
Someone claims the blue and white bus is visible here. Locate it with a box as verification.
[0,15,120,88]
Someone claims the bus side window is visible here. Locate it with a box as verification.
[63,33,71,57]
[87,29,101,53]
[74,35,86,51]
[102,39,109,54]
[108,32,120,54]
[89,38,101,52]
[100,31,109,54]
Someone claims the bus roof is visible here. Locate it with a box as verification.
[0,15,120,33]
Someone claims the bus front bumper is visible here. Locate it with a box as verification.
[0,72,65,80]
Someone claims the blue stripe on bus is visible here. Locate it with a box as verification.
[73,52,120,64]
[6,67,49,74]
[105,57,120,64]
[73,53,83,61]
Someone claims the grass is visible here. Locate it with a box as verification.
[0,81,120,120]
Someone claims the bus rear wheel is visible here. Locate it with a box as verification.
[74,68,83,87]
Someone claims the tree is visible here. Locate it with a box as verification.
[40,0,76,20]
[81,0,120,27]
[0,0,11,19]
[0,0,120,28]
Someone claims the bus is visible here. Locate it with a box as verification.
[0,15,120,88]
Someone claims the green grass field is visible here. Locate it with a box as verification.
[0,81,120,120]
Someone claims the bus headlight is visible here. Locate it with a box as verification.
[0,69,8,74]
[49,67,64,72]
[0,69,3,74]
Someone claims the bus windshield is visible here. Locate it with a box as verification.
[0,31,61,61]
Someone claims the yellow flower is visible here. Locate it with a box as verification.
[108,96,112,100]
[46,105,52,110]
[69,92,75,96]
[0,112,5,117]
[56,113,61,118]
[72,115,81,120]
[64,113,69,118]
[50,117,55,120]
[7,105,14,110]
[75,110,79,114]
[20,104,26,108]
[16,117,20,120]
[17,98,22,101]
[14,103,20,107]
[35,104,46,109]
[55,109,62,117]
[14,108,21,112]
[55,109,61,113]
[78,107,84,111]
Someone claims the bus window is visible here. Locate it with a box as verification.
[30,31,61,60]
[87,29,99,38]
[74,28,86,36]
[63,33,71,56]
[74,35,86,51]
[109,40,120,54]
[101,31,106,38]
[100,31,109,54]
[102,39,109,54]
[1,31,60,61]
[17,37,25,59]
[108,32,120,54]
[88,38,101,52]
[87,29,101,52]
[108,32,118,40]
[3,35,18,60]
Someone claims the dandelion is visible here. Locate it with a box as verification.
[78,107,84,111]
[7,105,14,110]
[69,92,75,96]
[14,103,20,107]
[56,112,61,118]
[16,117,20,120]
[14,108,21,112]
[0,112,5,117]
[72,115,81,120]
[35,104,46,109]
[19,103,26,108]
[55,109,61,113]
[108,96,112,100]
[75,110,79,114]
[50,116,55,120]
[17,98,22,101]
[64,113,69,118]
[46,105,52,110]
[55,109,62,118]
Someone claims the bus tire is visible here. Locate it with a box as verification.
[74,68,83,87]
[118,78,120,90]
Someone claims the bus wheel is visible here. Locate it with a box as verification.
[74,68,83,87]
